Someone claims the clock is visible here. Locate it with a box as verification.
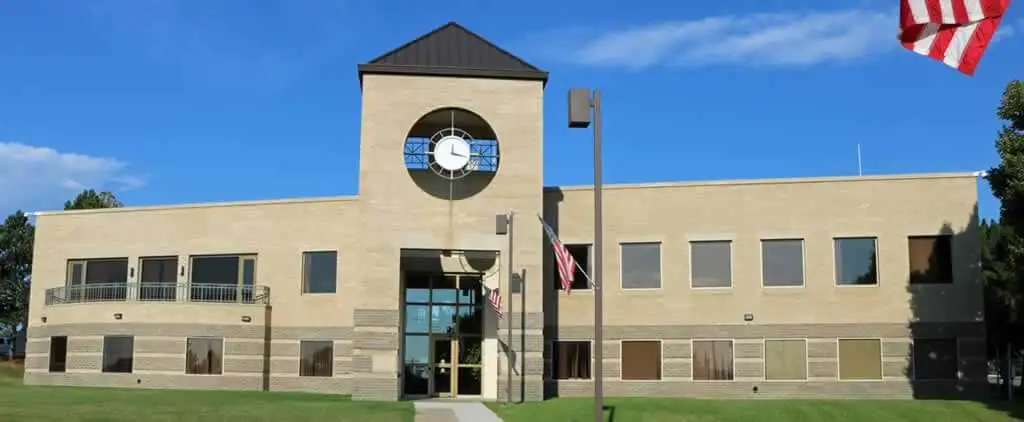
[432,135,472,172]
[403,107,500,199]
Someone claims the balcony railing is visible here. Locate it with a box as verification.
[44,283,270,306]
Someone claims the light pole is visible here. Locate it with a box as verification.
[568,87,602,422]
[495,212,515,404]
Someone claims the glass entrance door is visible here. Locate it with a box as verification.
[402,272,484,398]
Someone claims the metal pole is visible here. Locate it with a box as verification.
[592,90,604,422]
[507,212,514,404]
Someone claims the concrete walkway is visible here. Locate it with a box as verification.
[413,401,503,422]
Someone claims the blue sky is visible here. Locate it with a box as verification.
[0,0,1020,219]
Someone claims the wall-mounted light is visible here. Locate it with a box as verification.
[180,265,185,277]
[129,267,135,278]
[113,313,123,320]
[241,316,252,323]
[41,316,47,323]
[743,313,754,322]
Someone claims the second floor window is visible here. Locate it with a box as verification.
[302,251,338,294]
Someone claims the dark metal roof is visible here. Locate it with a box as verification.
[358,21,548,84]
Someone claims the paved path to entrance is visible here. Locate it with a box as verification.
[413,401,503,422]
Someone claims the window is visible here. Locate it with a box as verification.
[302,251,338,294]
[620,340,661,380]
[66,258,130,301]
[908,235,953,284]
[48,336,67,373]
[186,337,223,375]
[139,256,178,301]
[834,237,878,285]
[102,336,134,373]
[690,241,732,288]
[764,339,807,380]
[552,341,591,379]
[553,244,591,291]
[299,340,333,377]
[189,255,257,302]
[838,339,882,380]
[620,243,661,289]
[692,340,734,381]
[761,239,805,287]
[913,338,958,380]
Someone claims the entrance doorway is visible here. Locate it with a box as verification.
[401,272,484,398]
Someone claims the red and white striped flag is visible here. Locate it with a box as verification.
[899,0,1011,75]
[485,285,502,314]
[538,215,577,294]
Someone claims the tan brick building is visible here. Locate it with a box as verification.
[24,22,986,401]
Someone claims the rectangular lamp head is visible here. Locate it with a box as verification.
[495,214,509,235]
[568,88,592,128]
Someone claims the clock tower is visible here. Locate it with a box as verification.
[350,22,548,401]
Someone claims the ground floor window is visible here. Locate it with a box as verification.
[692,340,734,381]
[552,341,591,379]
[621,340,661,380]
[102,336,134,373]
[838,338,882,380]
[48,336,67,373]
[764,339,807,380]
[913,338,958,380]
[300,340,333,377]
[186,337,223,375]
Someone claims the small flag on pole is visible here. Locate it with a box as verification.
[538,214,578,294]
[485,285,502,314]
[899,0,1011,75]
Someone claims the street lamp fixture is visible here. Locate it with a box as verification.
[568,87,603,422]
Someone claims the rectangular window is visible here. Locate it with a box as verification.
[692,340,734,381]
[553,244,591,291]
[690,240,732,288]
[299,340,334,377]
[66,258,130,301]
[48,336,68,373]
[139,256,178,301]
[761,239,805,287]
[620,242,661,289]
[621,340,662,380]
[185,337,223,375]
[102,336,134,373]
[552,341,591,379]
[838,339,882,380]
[764,339,807,380]
[834,237,878,285]
[302,251,338,294]
[908,235,953,284]
[189,255,257,303]
[913,338,958,380]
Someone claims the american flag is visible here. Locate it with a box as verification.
[538,215,577,294]
[485,285,502,314]
[899,0,1011,75]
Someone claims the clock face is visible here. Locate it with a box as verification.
[433,135,471,171]
[403,107,500,199]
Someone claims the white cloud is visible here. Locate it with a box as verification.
[993,23,1016,43]
[525,9,897,69]
[0,142,144,213]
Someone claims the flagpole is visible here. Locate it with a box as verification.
[506,211,514,404]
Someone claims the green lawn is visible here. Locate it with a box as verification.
[0,362,414,422]
[489,397,1024,422]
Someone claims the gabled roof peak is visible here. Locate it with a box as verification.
[358,21,548,84]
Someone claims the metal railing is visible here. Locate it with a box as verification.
[44,283,270,306]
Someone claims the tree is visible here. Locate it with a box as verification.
[0,211,34,358]
[985,80,1024,393]
[63,189,123,210]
